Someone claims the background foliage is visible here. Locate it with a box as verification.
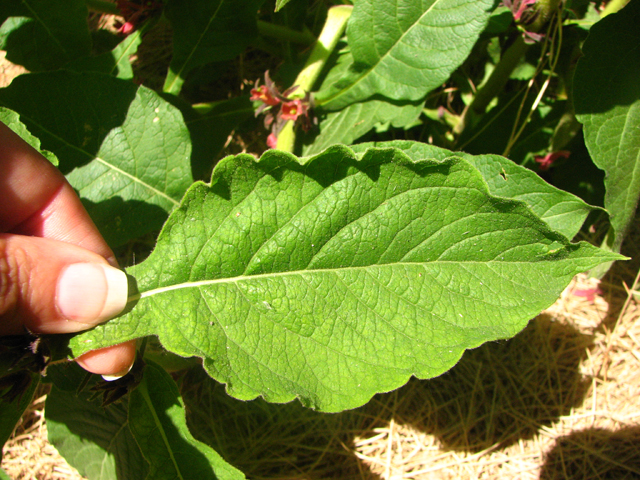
[0,0,637,478]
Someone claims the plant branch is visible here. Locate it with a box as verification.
[454,0,561,138]
[276,5,352,152]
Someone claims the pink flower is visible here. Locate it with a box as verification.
[250,85,280,107]
[573,288,602,302]
[267,133,278,149]
[280,99,308,121]
[535,150,570,171]
[503,0,537,22]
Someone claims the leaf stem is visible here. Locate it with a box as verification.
[276,5,352,152]
[601,0,630,17]
[454,0,561,137]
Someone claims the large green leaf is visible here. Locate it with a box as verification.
[574,0,640,252]
[0,71,193,247]
[0,0,91,71]
[129,362,245,480]
[70,144,620,412]
[46,364,149,480]
[315,0,494,110]
[163,0,263,94]
[351,141,598,240]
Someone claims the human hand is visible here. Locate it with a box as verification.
[0,122,136,378]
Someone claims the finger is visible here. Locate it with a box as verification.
[0,122,115,263]
[75,341,137,378]
[0,122,133,374]
[0,234,128,335]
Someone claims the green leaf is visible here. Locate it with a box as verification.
[163,0,263,95]
[0,71,193,247]
[274,0,294,12]
[0,106,58,165]
[305,44,423,154]
[129,362,245,480]
[70,144,620,412]
[67,30,142,80]
[302,99,424,156]
[315,0,495,110]
[46,364,149,480]
[351,141,598,240]
[0,372,39,453]
[0,0,91,71]
[574,0,640,252]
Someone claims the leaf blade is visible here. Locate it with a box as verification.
[315,0,495,109]
[71,145,620,412]
[163,0,263,95]
[0,0,91,71]
[351,141,598,239]
[0,71,193,247]
[128,362,245,480]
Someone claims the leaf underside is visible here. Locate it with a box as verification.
[71,145,619,412]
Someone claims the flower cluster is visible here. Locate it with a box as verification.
[115,0,163,35]
[250,72,314,148]
[502,0,544,43]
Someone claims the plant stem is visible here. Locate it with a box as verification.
[257,21,316,46]
[85,0,121,15]
[454,0,561,138]
[276,5,352,153]
[601,0,630,17]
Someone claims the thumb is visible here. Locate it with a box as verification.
[0,233,129,335]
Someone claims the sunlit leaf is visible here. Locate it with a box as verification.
[70,145,620,412]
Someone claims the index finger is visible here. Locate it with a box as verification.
[0,122,114,263]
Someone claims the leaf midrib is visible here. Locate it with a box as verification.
[318,0,443,106]
[21,115,179,206]
[129,259,554,304]
[166,0,226,93]
[21,0,68,57]
[138,380,184,480]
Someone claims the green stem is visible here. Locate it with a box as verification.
[276,5,352,153]
[601,0,629,17]
[85,0,121,15]
[257,20,316,45]
[454,0,560,137]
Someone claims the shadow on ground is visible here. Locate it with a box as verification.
[361,314,593,453]
[178,313,593,479]
[539,426,640,479]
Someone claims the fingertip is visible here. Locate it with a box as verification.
[75,340,137,376]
